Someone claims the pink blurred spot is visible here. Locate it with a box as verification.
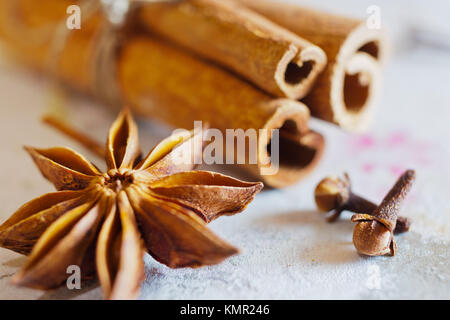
[387,132,408,147]
[375,186,387,200]
[389,165,406,177]
[407,192,418,203]
[413,141,433,152]
[417,157,432,166]
[362,163,376,173]
[354,135,375,149]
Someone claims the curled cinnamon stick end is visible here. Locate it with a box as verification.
[118,37,324,188]
[236,0,386,132]
[138,0,327,99]
[255,100,325,188]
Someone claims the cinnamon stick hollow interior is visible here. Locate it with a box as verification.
[138,0,327,100]
[118,37,324,188]
[237,0,385,132]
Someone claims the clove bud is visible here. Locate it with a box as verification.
[314,173,411,234]
[351,170,415,256]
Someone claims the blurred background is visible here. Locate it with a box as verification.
[0,0,449,299]
[301,0,450,51]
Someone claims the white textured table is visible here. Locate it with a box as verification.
[0,22,449,301]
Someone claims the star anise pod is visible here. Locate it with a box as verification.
[0,108,263,299]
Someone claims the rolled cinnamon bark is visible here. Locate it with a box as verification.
[236,0,385,132]
[0,0,325,188]
[138,0,327,99]
[118,36,325,187]
[0,0,103,93]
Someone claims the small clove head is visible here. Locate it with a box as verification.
[352,219,395,256]
[314,174,350,212]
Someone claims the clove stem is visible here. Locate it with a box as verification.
[345,193,411,234]
[373,170,415,223]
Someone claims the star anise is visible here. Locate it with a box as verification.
[0,108,263,299]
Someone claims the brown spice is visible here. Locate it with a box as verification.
[351,170,415,256]
[236,0,385,131]
[314,173,412,234]
[0,0,326,188]
[0,108,263,299]
[118,36,325,188]
[138,0,327,99]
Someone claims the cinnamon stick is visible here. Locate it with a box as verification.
[0,0,103,93]
[138,0,327,99]
[236,0,385,132]
[118,36,325,187]
[0,0,325,188]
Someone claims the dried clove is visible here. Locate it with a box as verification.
[351,170,415,256]
[314,173,411,234]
